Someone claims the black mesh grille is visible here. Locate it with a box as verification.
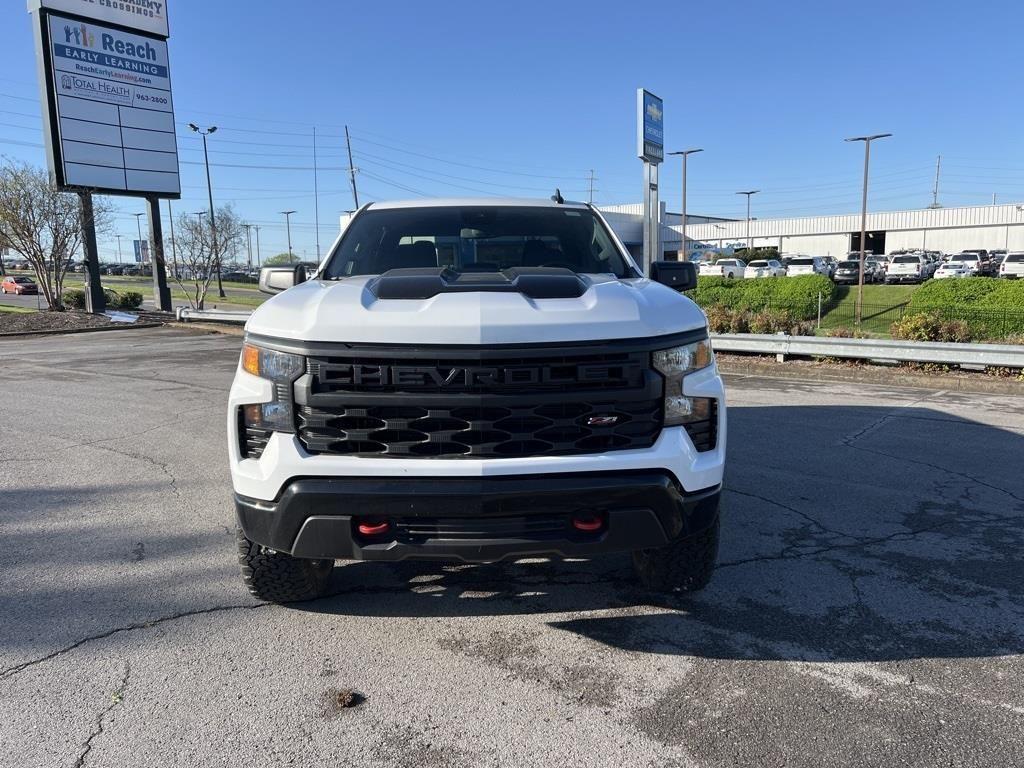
[297,346,664,459]
[683,399,718,452]
[393,514,569,541]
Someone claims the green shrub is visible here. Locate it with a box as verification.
[62,288,86,309]
[907,278,1024,337]
[117,291,143,309]
[891,312,974,343]
[689,274,833,319]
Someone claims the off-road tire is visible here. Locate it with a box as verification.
[632,516,720,593]
[236,528,334,603]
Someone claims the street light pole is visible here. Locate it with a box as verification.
[133,212,145,265]
[281,210,296,262]
[115,234,123,264]
[736,190,760,254]
[668,149,703,261]
[242,223,253,273]
[189,123,225,298]
[254,225,261,268]
[845,133,892,325]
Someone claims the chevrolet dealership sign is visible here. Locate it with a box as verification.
[30,0,169,38]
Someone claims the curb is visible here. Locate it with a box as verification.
[0,322,164,339]
[717,355,1024,395]
[168,321,245,337]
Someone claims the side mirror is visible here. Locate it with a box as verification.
[650,260,697,292]
[259,264,308,294]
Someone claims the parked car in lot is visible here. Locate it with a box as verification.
[1,275,38,295]
[999,252,1024,279]
[699,258,746,279]
[833,259,870,284]
[953,253,986,276]
[866,255,887,277]
[959,250,993,275]
[744,259,786,278]
[785,256,830,277]
[886,254,928,284]
[933,261,973,279]
[822,256,838,277]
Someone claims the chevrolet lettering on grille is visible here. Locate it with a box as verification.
[325,364,633,389]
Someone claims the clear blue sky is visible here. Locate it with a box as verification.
[2,0,1023,262]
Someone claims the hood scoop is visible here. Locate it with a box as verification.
[367,267,588,300]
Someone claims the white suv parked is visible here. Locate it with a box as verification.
[744,259,786,278]
[785,256,829,277]
[885,254,928,284]
[1000,252,1024,279]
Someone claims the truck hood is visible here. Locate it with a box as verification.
[245,274,705,345]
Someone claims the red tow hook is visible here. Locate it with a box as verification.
[357,520,390,536]
[571,514,604,533]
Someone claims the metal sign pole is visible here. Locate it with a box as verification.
[147,195,172,311]
[642,161,660,274]
[78,190,105,314]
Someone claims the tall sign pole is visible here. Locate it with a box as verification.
[637,89,664,274]
[147,196,171,310]
[78,191,105,313]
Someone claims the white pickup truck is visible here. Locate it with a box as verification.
[228,198,727,602]
[699,258,746,279]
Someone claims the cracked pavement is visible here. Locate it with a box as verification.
[1,328,1023,767]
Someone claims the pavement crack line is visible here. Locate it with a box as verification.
[0,603,268,682]
[73,662,131,768]
[726,487,870,543]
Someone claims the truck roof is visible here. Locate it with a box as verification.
[366,197,591,211]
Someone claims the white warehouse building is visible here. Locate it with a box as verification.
[682,202,1024,259]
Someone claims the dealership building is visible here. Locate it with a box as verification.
[681,202,1024,259]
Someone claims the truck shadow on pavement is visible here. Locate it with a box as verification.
[305,404,1024,663]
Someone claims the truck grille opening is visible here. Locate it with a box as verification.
[296,346,665,459]
[683,399,718,452]
[238,408,272,460]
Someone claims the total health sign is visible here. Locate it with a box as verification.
[29,0,179,197]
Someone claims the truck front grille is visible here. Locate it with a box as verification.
[295,344,665,459]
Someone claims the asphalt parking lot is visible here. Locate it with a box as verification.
[1,328,1022,767]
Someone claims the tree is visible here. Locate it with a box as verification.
[263,252,296,266]
[0,159,111,310]
[171,204,244,309]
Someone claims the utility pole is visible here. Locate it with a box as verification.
[242,223,253,272]
[254,225,261,268]
[345,125,360,209]
[281,210,296,262]
[736,190,759,253]
[588,170,595,204]
[845,132,892,326]
[669,149,703,261]
[115,234,123,264]
[313,126,321,260]
[928,155,942,209]
[189,123,225,298]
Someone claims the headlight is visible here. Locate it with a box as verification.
[653,340,715,427]
[239,342,304,436]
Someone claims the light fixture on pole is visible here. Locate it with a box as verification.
[280,210,297,262]
[188,123,225,298]
[735,190,759,253]
[845,133,892,325]
[668,149,703,261]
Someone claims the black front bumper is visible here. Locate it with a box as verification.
[235,472,721,563]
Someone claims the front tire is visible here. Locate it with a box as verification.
[632,515,720,593]
[236,528,334,603]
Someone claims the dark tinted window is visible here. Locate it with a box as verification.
[323,206,633,278]
[893,256,920,263]
[789,258,816,265]
[1005,254,1024,263]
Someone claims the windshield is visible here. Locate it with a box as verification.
[958,255,979,262]
[893,256,920,264]
[838,261,860,267]
[789,258,815,266]
[322,205,634,278]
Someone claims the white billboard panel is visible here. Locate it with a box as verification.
[41,12,180,196]
[30,0,169,38]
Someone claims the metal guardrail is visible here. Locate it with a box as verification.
[711,333,1024,368]
[175,307,253,323]
[171,308,1022,368]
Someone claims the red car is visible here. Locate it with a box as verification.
[1,276,38,295]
